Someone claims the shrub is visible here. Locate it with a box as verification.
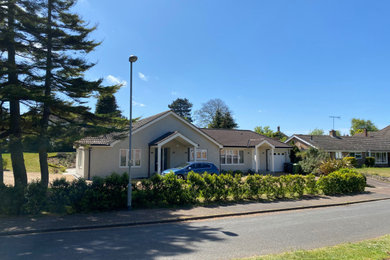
[23,181,48,215]
[305,174,317,195]
[365,157,375,167]
[317,168,366,195]
[298,148,329,174]
[343,157,357,167]
[318,159,351,175]
[2,157,8,170]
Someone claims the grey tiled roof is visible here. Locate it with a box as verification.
[76,110,171,146]
[201,129,291,148]
[353,125,390,137]
[149,131,178,146]
[294,134,390,151]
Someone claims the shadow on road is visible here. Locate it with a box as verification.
[1,222,231,259]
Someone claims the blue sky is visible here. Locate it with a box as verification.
[74,0,390,135]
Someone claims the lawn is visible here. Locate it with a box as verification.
[356,167,390,178]
[247,235,390,260]
[2,152,63,172]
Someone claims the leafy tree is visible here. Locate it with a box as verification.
[95,94,122,117]
[195,98,231,127]
[350,118,378,135]
[254,126,274,138]
[168,98,193,122]
[254,125,287,141]
[308,128,324,135]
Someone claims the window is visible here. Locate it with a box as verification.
[221,149,244,165]
[335,152,343,159]
[372,152,388,164]
[349,152,362,159]
[190,148,207,161]
[119,149,141,167]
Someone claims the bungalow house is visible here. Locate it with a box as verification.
[285,128,390,166]
[75,110,291,179]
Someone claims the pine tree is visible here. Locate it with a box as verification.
[30,0,127,186]
[220,111,238,129]
[0,0,39,187]
[168,98,193,122]
[208,109,224,128]
[96,94,121,117]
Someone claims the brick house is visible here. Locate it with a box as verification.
[285,127,390,167]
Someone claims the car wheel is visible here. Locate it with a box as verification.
[177,174,185,180]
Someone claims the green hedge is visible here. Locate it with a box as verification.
[0,169,366,215]
[317,169,366,195]
[365,157,375,167]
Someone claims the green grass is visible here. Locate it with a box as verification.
[2,152,58,172]
[356,167,390,178]
[247,235,390,260]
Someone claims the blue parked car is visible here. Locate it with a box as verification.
[161,162,219,179]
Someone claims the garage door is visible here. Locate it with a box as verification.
[274,152,287,172]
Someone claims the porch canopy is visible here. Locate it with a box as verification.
[253,139,276,173]
[149,131,198,174]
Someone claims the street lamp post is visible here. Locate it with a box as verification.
[128,55,138,209]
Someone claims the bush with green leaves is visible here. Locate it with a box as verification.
[298,148,329,174]
[365,157,375,167]
[0,170,368,215]
[2,157,8,170]
[318,159,352,175]
[343,157,357,167]
[317,168,366,195]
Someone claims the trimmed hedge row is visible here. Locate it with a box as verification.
[0,169,366,215]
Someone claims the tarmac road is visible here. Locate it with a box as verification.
[1,199,390,260]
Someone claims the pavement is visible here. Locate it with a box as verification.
[1,177,390,237]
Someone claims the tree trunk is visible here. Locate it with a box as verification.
[0,151,3,185]
[39,0,53,188]
[7,1,27,188]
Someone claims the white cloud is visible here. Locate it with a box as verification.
[106,75,127,88]
[171,91,178,96]
[133,101,146,107]
[138,72,148,82]
[258,109,262,113]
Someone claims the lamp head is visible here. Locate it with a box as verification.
[129,55,138,63]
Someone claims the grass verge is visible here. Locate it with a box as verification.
[246,235,390,260]
[356,167,390,178]
[2,152,67,172]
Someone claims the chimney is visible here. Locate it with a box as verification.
[277,126,280,132]
[363,128,368,137]
[329,130,337,137]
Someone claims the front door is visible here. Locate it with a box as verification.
[266,149,272,171]
[154,147,171,172]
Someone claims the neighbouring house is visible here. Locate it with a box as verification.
[75,110,291,179]
[285,128,390,166]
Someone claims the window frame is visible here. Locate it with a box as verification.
[372,152,388,164]
[220,149,245,165]
[190,148,208,161]
[119,149,142,168]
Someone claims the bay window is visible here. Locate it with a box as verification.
[371,152,388,164]
[221,149,244,165]
[190,148,207,161]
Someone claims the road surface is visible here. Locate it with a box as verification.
[1,199,390,259]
